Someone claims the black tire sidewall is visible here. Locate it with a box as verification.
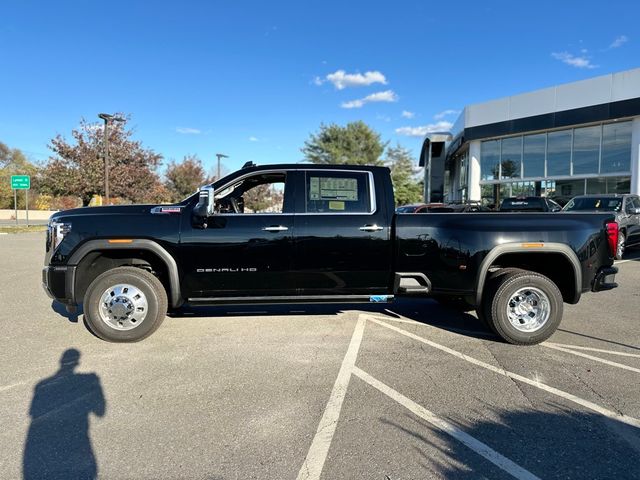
[490,272,563,345]
[84,267,167,342]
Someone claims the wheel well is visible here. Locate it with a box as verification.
[489,252,578,304]
[74,250,171,304]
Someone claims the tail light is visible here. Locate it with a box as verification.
[606,221,618,258]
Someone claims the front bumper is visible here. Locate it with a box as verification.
[592,266,618,292]
[42,266,77,305]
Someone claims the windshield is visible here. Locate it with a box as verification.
[563,197,622,212]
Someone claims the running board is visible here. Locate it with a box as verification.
[187,294,394,305]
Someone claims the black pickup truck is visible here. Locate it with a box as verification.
[43,163,619,345]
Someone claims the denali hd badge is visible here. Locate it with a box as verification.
[196,267,257,273]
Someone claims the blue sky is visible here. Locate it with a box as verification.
[1,0,638,174]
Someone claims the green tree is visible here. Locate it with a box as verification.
[40,115,165,205]
[0,142,39,209]
[301,121,387,165]
[165,155,210,202]
[386,144,422,206]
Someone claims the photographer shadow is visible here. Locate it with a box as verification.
[23,349,105,480]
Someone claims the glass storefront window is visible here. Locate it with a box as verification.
[547,130,572,176]
[587,176,631,194]
[523,134,545,178]
[572,125,600,175]
[601,122,632,173]
[500,137,522,179]
[481,140,500,180]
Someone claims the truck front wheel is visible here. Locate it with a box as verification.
[83,266,168,342]
[482,270,563,345]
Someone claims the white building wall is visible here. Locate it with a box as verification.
[468,140,481,201]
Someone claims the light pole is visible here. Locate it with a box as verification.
[98,113,124,204]
[215,153,229,180]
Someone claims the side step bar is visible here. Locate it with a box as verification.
[394,272,432,295]
[187,294,394,305]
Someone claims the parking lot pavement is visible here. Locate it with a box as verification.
[1,233,640,479]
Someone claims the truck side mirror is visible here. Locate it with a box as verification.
[192,186,215,228]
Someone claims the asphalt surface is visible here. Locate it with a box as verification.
[1,232,639,479]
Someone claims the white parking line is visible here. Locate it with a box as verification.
[0,381,27,392]
[353,367,541,480]
[296,315,366,480]
[544,342,640,358]
[375,312,494,338]
[368,317,640,429]
[542,343,640,374]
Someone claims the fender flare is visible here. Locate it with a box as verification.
[474,242,582,306]
[68,239,182,308]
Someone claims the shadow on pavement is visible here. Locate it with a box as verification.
[169,297,497,341]
[50,301,83,324]
[381,406,640,479]
[557,328,640,352]
[23,349,105,480]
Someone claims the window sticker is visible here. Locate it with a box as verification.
[309,176,359,201]
[328,201,345,210]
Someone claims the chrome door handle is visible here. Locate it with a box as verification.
[262,225,289,232]
[359,224,384,232]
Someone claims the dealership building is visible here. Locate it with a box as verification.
[423,68,640,206]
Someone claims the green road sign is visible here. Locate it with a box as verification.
[11,175,30,189]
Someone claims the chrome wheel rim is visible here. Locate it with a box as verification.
[98,284,148,331]
[506,287,550,332]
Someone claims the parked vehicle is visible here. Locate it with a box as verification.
[563,194,640,259]
[499,196,562,212]
[43,163,619,345]
[396,203,429,213]
[427,202,492,213]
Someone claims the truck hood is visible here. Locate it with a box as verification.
[50,204,179,220]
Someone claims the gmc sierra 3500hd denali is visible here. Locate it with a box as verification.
[43,163,619,345]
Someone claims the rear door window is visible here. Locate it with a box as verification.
[304,171,373,213]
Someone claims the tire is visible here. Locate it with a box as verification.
[83,266,168,342]
[484,270,563,345]
[616,231,626,260]
[477,268,525,332]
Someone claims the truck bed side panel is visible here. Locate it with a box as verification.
[394,212,615,296]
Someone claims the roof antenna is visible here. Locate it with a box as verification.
[242,161,256,169]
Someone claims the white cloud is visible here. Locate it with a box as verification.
[395,121,453,137]
[324,70,387,90]
[341,90,398,109]
[312,76,324,86]
[401,110,415,119]
[433,109,460,120]
[609,35,628,48]
[551,51,598,69]
[249,136,259,142]
[176,127,201,134]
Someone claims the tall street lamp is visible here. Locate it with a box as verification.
[215,153,229,180]
[98,113,124,204]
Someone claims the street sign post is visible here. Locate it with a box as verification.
[11,175,31,225]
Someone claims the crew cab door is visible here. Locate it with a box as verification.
[292,169,392,295]
[180,170,295,298]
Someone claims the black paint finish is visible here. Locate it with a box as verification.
[43,164,617,309]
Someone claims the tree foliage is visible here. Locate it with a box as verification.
[386,144,423,206]
[40,116,166,205]
[0,142,39,209]
[165,155,210,202]
[301,121,387,166]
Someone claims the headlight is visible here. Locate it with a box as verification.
[48,221,72,251]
